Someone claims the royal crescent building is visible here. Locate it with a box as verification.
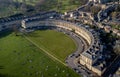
[89,0,112,4]
[21,18,105,76]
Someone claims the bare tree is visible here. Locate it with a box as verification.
[20,3,28,14]
[35,0,45,11]
[114,40,120,55]
[13,24,19,36]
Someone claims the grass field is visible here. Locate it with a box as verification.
[0,0,87,18]
[14,0,87,13]
[25,30,76,62]
[0,30,79,77]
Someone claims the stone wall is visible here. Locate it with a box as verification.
[92,67,102,76]
[21,19,93,46]
[0,21,21,31]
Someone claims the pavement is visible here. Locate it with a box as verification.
[54,27,95,77]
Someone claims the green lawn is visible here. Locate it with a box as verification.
[0,30,79,77]
[25,30,76,62]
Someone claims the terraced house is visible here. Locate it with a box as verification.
[89,0,112,3]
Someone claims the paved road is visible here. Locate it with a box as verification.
[55,28,94,77]
[102,56,120,77]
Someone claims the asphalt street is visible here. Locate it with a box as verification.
[54,28,94,77]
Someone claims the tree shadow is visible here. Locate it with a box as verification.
[0,74,7,77]
[0,66,16,77]
[0,30,12,39]
[0,73,15,77]
[0,66,4,69]
[24,26,57,37]
[25,32,40,37]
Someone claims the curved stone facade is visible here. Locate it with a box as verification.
[21,19,104,76]
[22,20,93,45]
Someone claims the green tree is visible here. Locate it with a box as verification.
[90,6,101,15]
[13,24,19,36]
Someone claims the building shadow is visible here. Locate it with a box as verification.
[102,56,120,77]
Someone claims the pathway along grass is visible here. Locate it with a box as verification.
[25,30,77,62]
[0,31,80,77]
